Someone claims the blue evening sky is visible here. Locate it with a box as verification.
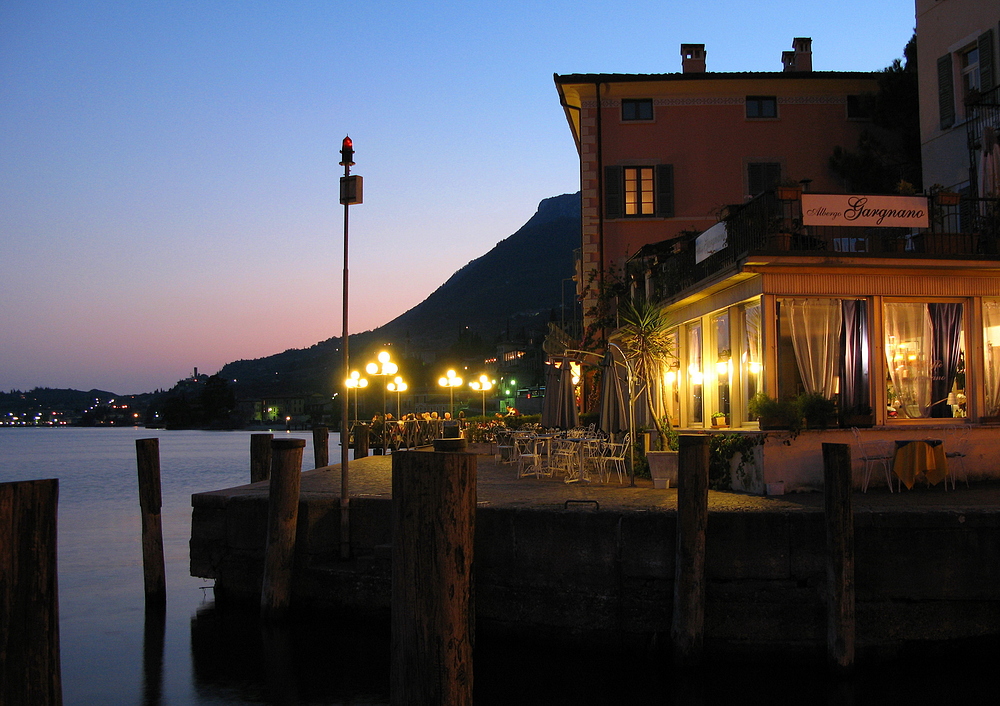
[0,0,916,393]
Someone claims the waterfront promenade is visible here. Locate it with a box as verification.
[206,444,1000,512]
[191,445,1000,654]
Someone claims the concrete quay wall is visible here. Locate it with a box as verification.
[190,489,1000,653]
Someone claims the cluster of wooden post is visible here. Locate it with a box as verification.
[0,478,62,706]
[671,437,855,673]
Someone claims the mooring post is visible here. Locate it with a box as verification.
[391,449,476,705]
[672,434,710,668]
[0,478,62,706]
[251,433,273,483]
[136,438,166,610]
[353,423,370,458]
[823,442,855,674]
[261,437,305,619]
[312,426,329,468]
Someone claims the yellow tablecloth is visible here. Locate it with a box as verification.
[893,439,948,489]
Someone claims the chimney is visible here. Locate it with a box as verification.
[681,44,706,73]
[784,37,812,72]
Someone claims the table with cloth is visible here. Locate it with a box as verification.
[892,439,948,489]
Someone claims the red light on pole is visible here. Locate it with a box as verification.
[340,135,355,167]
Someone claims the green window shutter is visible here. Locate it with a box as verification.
[655,164,674,217]
[604,166,622,219]
[938,53,955,130]
[979,29,995,93]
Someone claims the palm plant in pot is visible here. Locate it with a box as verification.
[613,296,677,488]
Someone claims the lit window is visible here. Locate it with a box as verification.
[622,99,653,121]
[624,167,654,216]
[746,96,777,119]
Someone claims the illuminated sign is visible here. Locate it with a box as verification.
[802,194,928,228]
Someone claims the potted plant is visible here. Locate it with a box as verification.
[613,296,676,487]
[775,179,803,201]
[747,392,798,431]
[794,392,837,429]
[712,411,729,428]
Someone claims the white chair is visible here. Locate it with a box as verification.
[946,424,972,489]
[548,438,578,479]
[515,434,542,478]
[597,434,629,485]
[495,430,515,464]
[851,427,895,492]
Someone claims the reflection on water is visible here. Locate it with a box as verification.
[190,603,391,704]
[3,428,998,705]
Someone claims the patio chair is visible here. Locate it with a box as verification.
[851,427,895,492]
[548,438,578,479]
[515,434,542,478]
[946,424,972,489]
[597,434,629,485]
[495,430,515,464]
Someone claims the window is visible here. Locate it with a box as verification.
[747,162,781,196]
[961,44,981,101]
[938,29,996,130]
[846,94,874,120]
[622,98,653,121]
[686,322,704,424]
[604,164,674,218]
[746,96,777,119]
[884,301,965,419]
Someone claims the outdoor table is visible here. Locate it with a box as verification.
[893,439,948,489]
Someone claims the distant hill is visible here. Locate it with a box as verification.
[218,193,582,397]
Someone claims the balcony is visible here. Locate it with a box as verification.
[636,190,1000,304]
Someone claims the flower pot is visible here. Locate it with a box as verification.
[647,450,678,489]
[776,186,802,201]
[712,416,729,428]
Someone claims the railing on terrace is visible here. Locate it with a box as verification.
[647,190,1000,304]
[967,84,1000,198]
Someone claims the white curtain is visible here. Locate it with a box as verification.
[884,302,933,418]
[785,299,842,397]
[984,300,1000,415]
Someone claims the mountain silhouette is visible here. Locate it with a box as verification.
[218,193,581,396]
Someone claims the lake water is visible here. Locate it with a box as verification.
[3,427,996,705]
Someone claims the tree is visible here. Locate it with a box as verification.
[612,296,675,450]
[829,33,921,193]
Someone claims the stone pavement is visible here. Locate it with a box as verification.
[270,444,1000,516]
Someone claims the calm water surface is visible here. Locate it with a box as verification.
[2,427,995,705]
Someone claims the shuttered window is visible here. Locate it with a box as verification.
[604,164,674,219]
[980,28,995,93]
[938,53,955,130]
[748,162,782,196]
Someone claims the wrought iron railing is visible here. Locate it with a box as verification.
[646,190,1000,304]
[967,84,1000,198]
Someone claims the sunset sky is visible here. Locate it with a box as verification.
[1,0,916,394]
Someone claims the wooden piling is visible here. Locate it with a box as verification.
[823,442,855,674]
[251,433,273,483]
[0,479,62,706]
[312,426,329,468]
[353,423,370,458]
[260,437,305,619]
[136,438,166,610]
[391,450,476,706]
[671,434,710,668]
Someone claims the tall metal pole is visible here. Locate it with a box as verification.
[339,136,359,560]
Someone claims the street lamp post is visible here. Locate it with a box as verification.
[344,371,368,425]
[387,376,407,419]
[438,369,462,417]
[469,374,494,417]
[366,351,399,452]
[339,135,362,560]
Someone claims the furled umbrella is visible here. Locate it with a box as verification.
[554,362,580,430]
[598,349,627,435]
[540,361,561,429]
